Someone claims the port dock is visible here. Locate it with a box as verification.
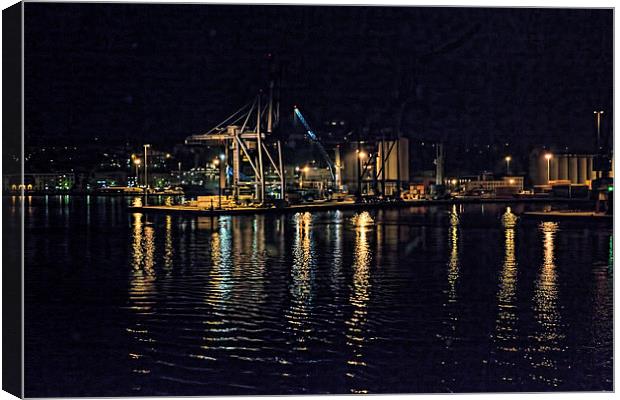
[130,197,594,216]
[522,210,612,224]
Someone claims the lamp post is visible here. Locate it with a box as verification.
[594,110,604,152]
[357,150,366,200]
[143,144,150,205]
[545,153,553,184]
[133,158,141,186]
[505,156,511,175]
[594,110,605,180]
[213,158,222,209]
[301,166,309,190]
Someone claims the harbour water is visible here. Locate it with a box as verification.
[13,195,612,396]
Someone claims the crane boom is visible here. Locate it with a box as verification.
[293,107,336,182]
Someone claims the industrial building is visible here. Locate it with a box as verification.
[529,148,614,187]
[340,137,410,196]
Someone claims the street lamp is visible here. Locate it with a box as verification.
[213,157,222,209]
[505,156,512,175]
[133,158,141,187]
[357,150,366,199]
[300,166,309,189]
[143,144,150,205]
[594,110,604,151]
[544,153,553,184]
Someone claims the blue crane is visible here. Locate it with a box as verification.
[293,106,336,182]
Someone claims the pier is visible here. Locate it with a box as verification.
[130,197,594,216]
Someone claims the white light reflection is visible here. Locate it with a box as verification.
[330,210,344,295]
[205,216,233,309]
[248,215,267,306]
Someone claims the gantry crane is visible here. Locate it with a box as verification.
[185,86,285,204]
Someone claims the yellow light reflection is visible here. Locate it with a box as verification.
[247,216,266,306]
[345,211,373,394]
[527,221,564,388]
[131,213,144,269]
[143,226,155,276]
[132,196,143,208]
[127,212,158,386]
[447,205,460,303]
[492,207,520,382]
[286,212,315,351]
[163,215,173,270]
[439,204,460,370]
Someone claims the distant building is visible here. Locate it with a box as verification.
[376,138,410,195]
[4,172,75,193]
[91,171,127,188]
[340,137,410,195]
[150,172,177,189]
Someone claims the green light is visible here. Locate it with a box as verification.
[608,186,614,192]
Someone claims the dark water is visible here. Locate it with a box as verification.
[14,195,612,396]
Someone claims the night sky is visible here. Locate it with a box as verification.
[25,4,612,155]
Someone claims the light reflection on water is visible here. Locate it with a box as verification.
[491,207,520,383]
[447,204,460,304]
[20,197,613,396]
[127,212,158,389]
[526,221,564,388]
[287,212,315,353]
[345,211,373,394]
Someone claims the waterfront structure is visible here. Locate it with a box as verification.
[465,176,524,193]
[341,137,410,196]
[529,148,612,187]
[91,171,128,189]
[4,172,75,193]
[186,89,285,204]
[376,138,410,196]
[296,165,332,192]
